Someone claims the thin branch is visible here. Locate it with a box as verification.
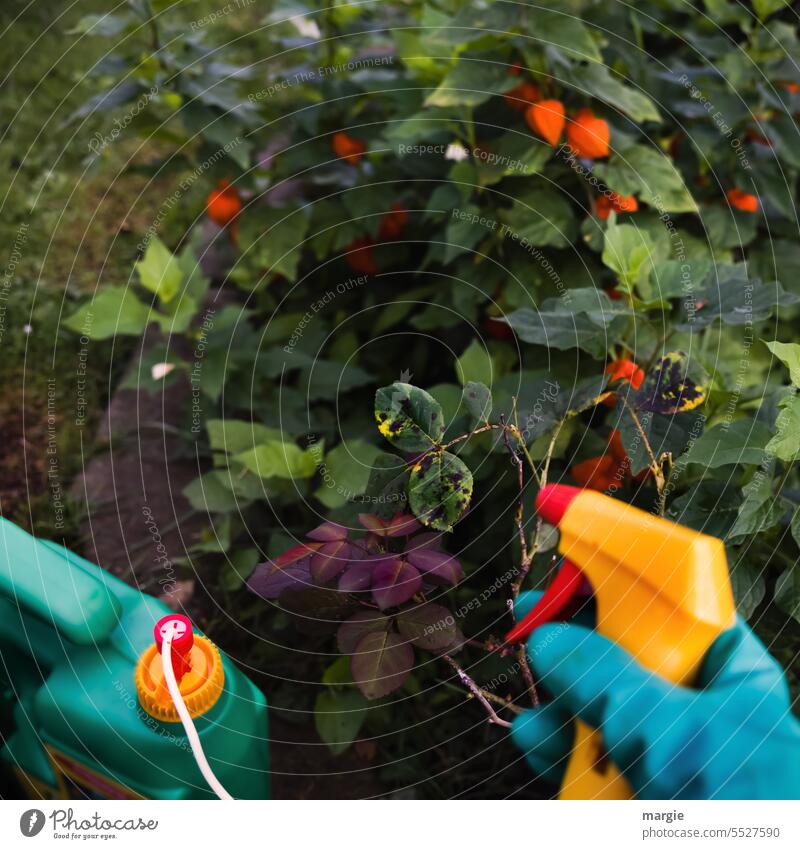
[517,645,540,707]
[444,655,513,728]
[501,413,529,565]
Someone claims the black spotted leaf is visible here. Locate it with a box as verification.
[408,450,473,532]
[375,383,445,451]
[634,351,708,414]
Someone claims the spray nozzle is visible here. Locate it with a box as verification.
[154,614,194,680]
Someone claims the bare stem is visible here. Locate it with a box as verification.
[501,414,529,565]
[444,655,513,728]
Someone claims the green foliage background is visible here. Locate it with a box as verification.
[10,0,800,797]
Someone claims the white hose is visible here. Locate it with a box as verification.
[161,625,234,800]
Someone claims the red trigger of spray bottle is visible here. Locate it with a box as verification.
[154,614,194,681]
[505,485,585,644]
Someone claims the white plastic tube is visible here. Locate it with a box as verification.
[161,625,234,800]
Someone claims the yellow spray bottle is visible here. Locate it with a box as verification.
[506,484,736,800]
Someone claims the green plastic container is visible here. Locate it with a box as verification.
[0,518,269,799]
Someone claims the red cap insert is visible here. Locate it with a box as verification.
[155,614,194,681]
[536,484,581,526]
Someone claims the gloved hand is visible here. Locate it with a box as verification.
[512,591,800,799]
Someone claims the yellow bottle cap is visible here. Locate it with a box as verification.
[135,632,224,722]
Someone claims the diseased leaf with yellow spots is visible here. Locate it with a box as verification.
[634,351,708,415]
[375,383,445,452]
[408,450,473,532]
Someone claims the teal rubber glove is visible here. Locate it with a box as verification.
[512,591,800,799]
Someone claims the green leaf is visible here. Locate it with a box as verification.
[408,450,473,532]
[596,147,696,213]
[524,10,602,63]
[302,359,374,401]
[424,59,514,107]
[396,603,463,652]
[462,382,492,423]
[238,208,310,281]
[235,440,321,480]
[679,266,800,328]
[684,419,773,468]
[477,134,553,180]
[753,0,789,21]
[502,188,576,249]
[728,464,784,540]
[363,453,410,518]
[427,4,518,47]
[729,558,767,620]
[668,480,742,540]
[375,383,445,451]
[455,339,493,386]
[654,259,712,299]
[501,289,632,358]
[774,565,800,625]
[700,206,757,252]
[67,12,131,35]
[207,419,283,454]
[183,472,244,513]
[151,248,211,333]
[766,392,800,462]
[764,340,800,387]
[602,219,655,296]
[565,64,660,123]
[135,237,183,304]
[314,439,384,509]
[314,689,367,756]
[350,630,414,700]
[64,286,151,339]
[222,548,260,591]
[792,507,800,550]
[444,204,489,262]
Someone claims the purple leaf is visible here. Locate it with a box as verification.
[337,610,390,654]
[274,541,323,568]
[307,521,348,542]
[358,512,421,537]
[247,558,312,600]
[404,532,444,551]
[371,558,422,610]
[347,543,367,560]
[358,513,385,533]
[396,603,463,652]
[384,513,421,537]
[310,540,352,583]
[404,549,463,586]
[338,562,374,593]
[350,630,414,700]
[279,586,356,635]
